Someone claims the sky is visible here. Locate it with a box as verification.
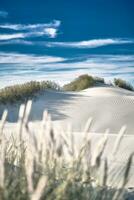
[0,0,134,88]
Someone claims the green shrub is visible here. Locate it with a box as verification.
[0,81,60,104]
[114,78,133,91]
[63,74,95,91]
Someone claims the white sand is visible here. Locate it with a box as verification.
[1,86,134,133]
[1,86,134,187]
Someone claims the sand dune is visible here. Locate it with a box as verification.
[1,86,134,134]
[80,86,134,96]
[1,86,134,187]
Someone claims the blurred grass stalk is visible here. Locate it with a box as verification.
[0,100,133,200]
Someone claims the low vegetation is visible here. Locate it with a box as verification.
[0,75,133,104]
[63,74,106,91]
[63,74,95,91]
[0,81,60,104]
[0,101,133,200]
[114,78,133,91]
[63,75,134,92]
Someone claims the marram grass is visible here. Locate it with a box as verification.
[0,81,60,104]
[0,100,133,200]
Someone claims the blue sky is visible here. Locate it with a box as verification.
[0,0,134,88]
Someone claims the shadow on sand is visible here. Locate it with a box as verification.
[0,90,88,122]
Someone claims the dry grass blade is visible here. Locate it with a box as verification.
[24,100,32,125]
[0,110,8,190]
[31,176,47,200]
[17,104,26,140]
[91,129,109,167]
[122,153,134,187]
[25,148,34,194]
[112,125,127,156]
[83,117,93,133]
[0,138,5,189]
[102,158,108,187]
[113,153,134,200]
[0,110,8,136]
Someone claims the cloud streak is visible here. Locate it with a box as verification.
[0,20,60,30]
[0,38,133,50]
[46,39,133,48]
[0,33,25,40]
[0,52,65,64]
[0,20,61,40]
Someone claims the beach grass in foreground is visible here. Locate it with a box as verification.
[0,100,133,200]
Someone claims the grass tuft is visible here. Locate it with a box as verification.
[114,78,133,91]
[63,74,95,91]
[0,81,60,104]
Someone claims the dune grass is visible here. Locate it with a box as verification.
[0,81,60,104]
[63,75,134,92]
[0,101,133,200]
[63,74,95,91]
[0,75,133,105]
[114,78,134,91]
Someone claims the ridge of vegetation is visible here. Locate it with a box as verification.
[0,81,60,104]
[63,74,104,91]
[0,75,133,104]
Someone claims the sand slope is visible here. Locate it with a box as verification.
[1,86,134,134]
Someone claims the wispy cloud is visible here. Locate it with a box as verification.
[0,20,60,30]
[46,39,133,48]
[1,38,133,50]
[0,11,8,18]
[0,20,61,40]
[0,52,65,64]
[0,52,134,88]
[0,33,25,40]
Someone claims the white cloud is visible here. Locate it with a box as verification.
[0,33,25,40]
[0,20,61,30]
[0,11,8,18]
[46,39,133,48]
[1,38,132,50]
[0,20,61,40]
[44,28,57,38]
[0,52,65,64]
